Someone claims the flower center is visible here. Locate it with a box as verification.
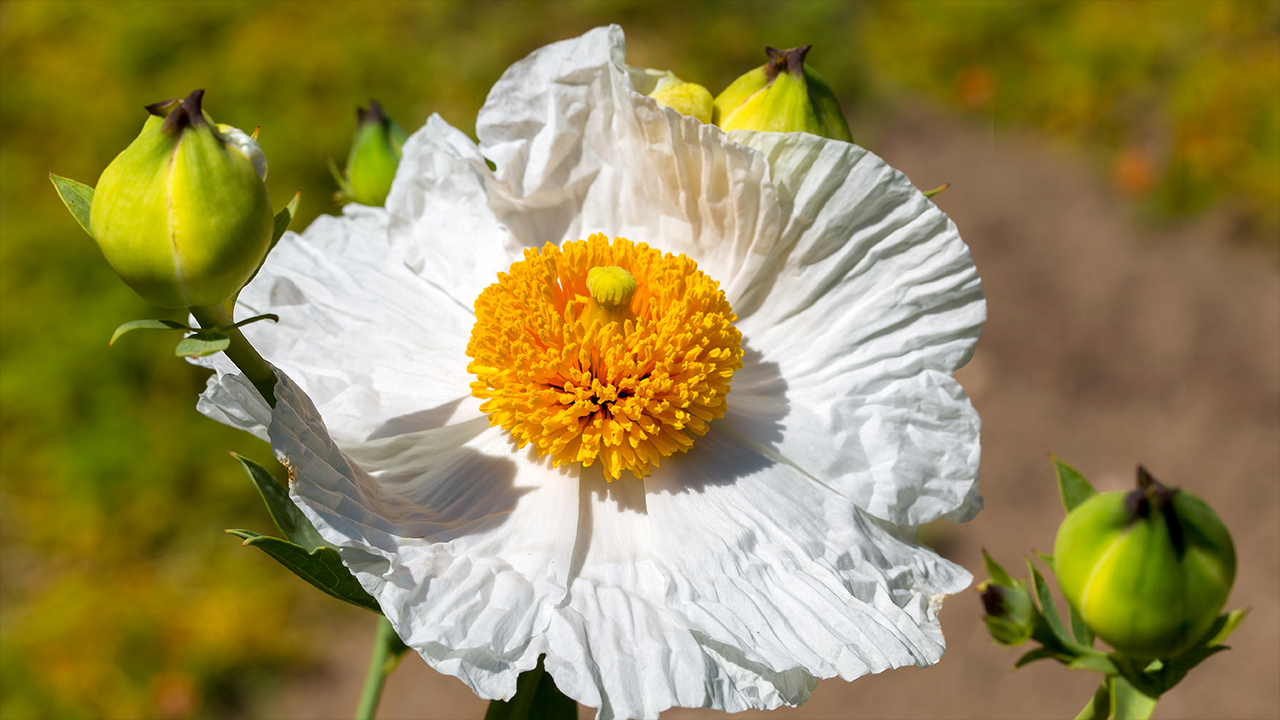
[467,234,744,480]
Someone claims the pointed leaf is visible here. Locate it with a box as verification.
[49,174,94,236]
[226,529,380,612]
[1070,602,1097,647]
[922,183,950,198]
[271,190,301,248]
[1027,558,1075,650]
[174,332,230,357]
[231,453,327,550]
[1035,551,1056,574]
[1110,674,1158,720]
[1053,455,1098,513]
[982,548,1015,586]
[110,319,192,346]
[1149,644,1229,695]
[327,154,351,193]
[1206,607,1249,647]
[1014,646,1057,668]
[1068,650,1117,674]
[1074,679,1112,720]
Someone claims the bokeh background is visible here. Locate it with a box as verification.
[1,1,1277,718]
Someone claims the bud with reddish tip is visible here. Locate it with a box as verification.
[88,90,274,308]
[712,46,852,142]
[1054,467,1236,659]
[331,99,407,207]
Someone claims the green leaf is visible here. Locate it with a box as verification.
[485,654,577,720]
[922,183,950,198]
[1069,602,1097,647]
[49,174,94,236]
[1035,551,1056,574]
[109,319,192,346]
[1206,607,1249,647]
[1148,645,1229,695]
[327,155,352,195]
[1068,650,1117,674]
[1027,558,1075,650]
[1110,673,1158,720]
[174,331,230,357]
[1053,455,1098,514]
[981,548,1015,586]
[226,529,381,612]
[1014,646,1057,668]
[271,190,301,248]
[1074,678,1112,720]
[231,453,327,550]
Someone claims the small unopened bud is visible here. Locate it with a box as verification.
[1054,467,1237,659]
[712,46,852,142]
[89,90,274,308]
[332,99,407,207]
[978,580,1036,646]
[631,69,713,124]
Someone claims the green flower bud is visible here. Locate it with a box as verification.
[631,68,713,124]
[331,100,407,207]
[1054,467,1236,659]
[89,90,274,308]
[713,46,853,142]
[978,579,1036,646]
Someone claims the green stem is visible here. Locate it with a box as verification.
[354,616,407,720]
[189,304,277,407]
[1074,677,1111,720]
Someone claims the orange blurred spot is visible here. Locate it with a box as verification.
[956,66,995,110]
[150,671,199,720]
[1113,148,1154,196]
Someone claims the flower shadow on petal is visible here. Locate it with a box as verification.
[366,397,466,441]
[338,420,528,540]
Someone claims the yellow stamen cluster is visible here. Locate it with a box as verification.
[467,234,744,480]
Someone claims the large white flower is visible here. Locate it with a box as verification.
[198,26,984,720]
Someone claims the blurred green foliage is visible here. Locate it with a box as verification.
[2,1,1276,718]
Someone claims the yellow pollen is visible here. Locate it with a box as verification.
[466,234,744,481]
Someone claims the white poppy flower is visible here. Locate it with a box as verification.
[197,25,984,720]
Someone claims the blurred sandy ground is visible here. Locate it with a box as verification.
[2,2,1276,719]
[262,104,1280,719]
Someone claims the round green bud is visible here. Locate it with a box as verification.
[89,90,274,308]
[1054,468,1236,659]
[712,46,853,143]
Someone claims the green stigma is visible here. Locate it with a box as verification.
[587,266,637,308]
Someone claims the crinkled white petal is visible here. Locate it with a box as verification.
[197,204,481,443]
[195,23,987,720]
[254,370,968,720]
[726,132,984,525]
